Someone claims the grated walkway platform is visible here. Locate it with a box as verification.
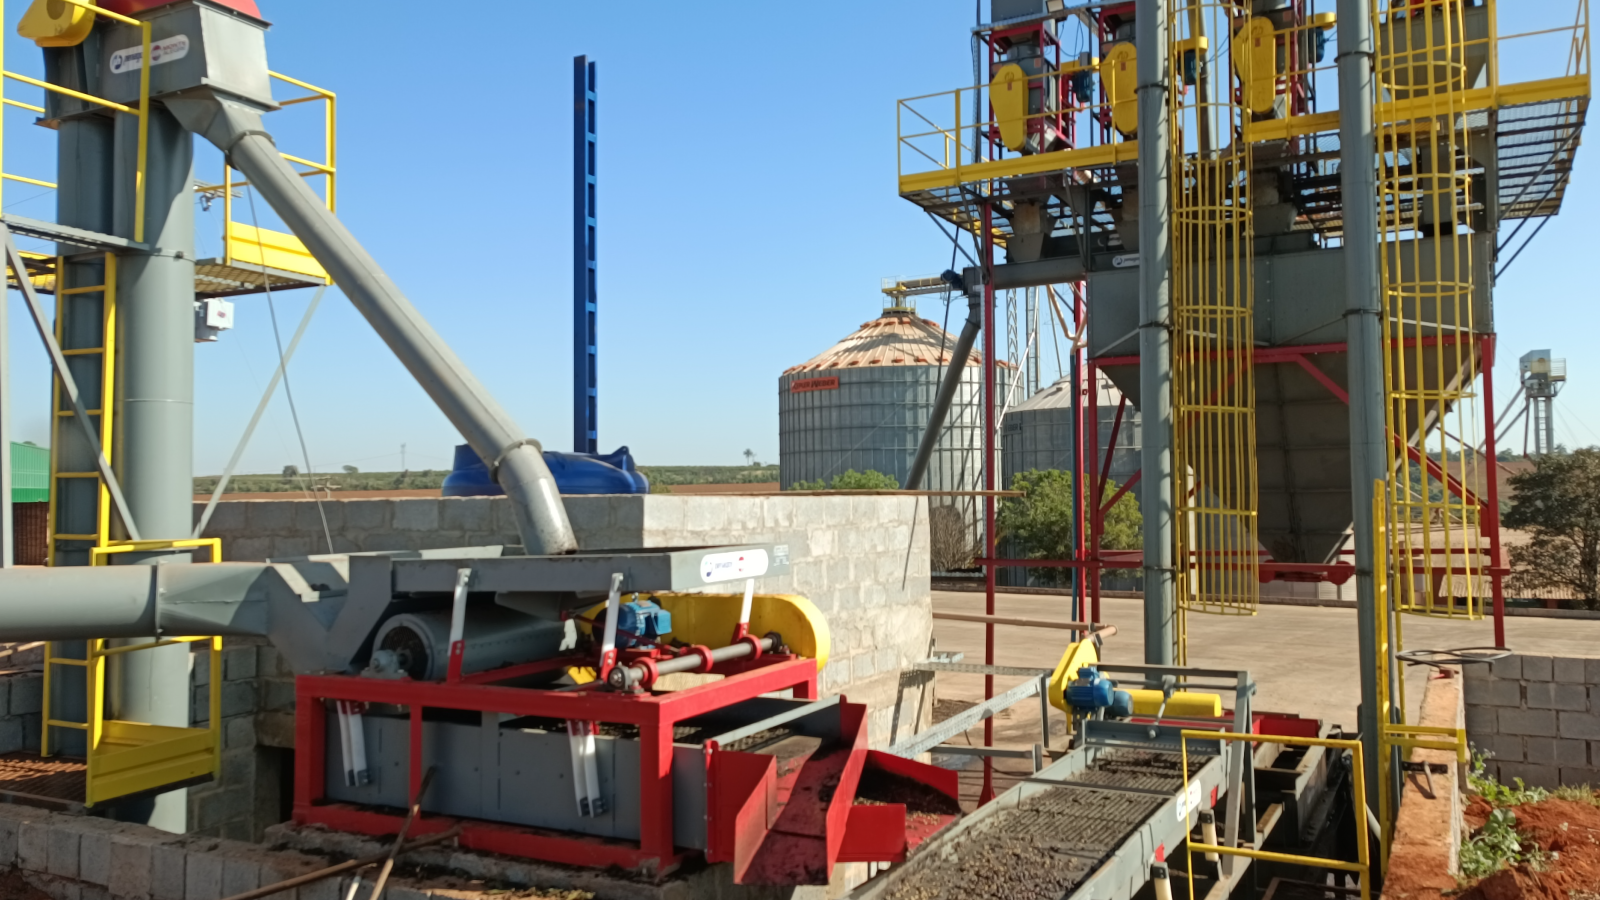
[0,752,86,810]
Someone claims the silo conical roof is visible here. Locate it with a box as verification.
[784,312,1014,375]
[1006,371,1126,415]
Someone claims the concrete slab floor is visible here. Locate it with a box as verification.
[925,590,1600,803]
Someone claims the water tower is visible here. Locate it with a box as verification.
[1520,350,1567,457]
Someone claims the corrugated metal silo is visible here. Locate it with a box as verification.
[1000,371,1141,491]
[779,305,1012,494]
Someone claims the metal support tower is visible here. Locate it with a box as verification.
[574,56,598,454]
[1520,350,1565,457]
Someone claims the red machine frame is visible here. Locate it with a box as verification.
[294,654,820,874]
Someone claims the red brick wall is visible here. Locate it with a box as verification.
[11,502,46,566]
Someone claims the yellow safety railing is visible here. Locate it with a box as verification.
[1181,730,1371,900]
[43,635,222,807]
[45,537,224,806]
[90,537,221,565]
[1374,0,1492,621]
[0,0,151,242]
[896,0,1590,198]
[1376,722,1468,869]
[1170,0,1261,664]
[195,71,335,283]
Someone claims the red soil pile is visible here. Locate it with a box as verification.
[1456,797,1600,900]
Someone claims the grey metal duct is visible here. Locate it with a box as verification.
[906,290,984,490]
[162,93,577,557]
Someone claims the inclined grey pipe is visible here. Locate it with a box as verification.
[163,95,578,556]
[1337,0,1386,819]
[1136,0,1176,666]
[906,290,983,490]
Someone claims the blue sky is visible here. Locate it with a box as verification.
[3,1,1596,475]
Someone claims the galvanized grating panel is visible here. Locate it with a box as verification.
[0,752,86,803]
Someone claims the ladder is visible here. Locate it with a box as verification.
[44,252,117,566]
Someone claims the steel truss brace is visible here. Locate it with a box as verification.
[1,225,140,540]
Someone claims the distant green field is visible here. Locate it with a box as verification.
[193,465,780,495]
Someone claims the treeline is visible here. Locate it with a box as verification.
[193,465,781,495]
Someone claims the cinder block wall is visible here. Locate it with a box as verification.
[1464,653,1600,788]
[197,494,936,748]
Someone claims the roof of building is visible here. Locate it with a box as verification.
[784,310,1015,375]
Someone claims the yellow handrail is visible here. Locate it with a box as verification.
[90,537,221,565]
[1182,730,1371,899]
[0,0,152,242]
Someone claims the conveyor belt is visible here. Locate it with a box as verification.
[871,749,1215,900]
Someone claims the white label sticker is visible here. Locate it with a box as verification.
[700,549,770,583]
[1112,253,1141,269]
[1177,780,1203,821]
[110,35,191,74]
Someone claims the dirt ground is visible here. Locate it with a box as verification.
[0,870,49,900]
[1441,794,1600,900]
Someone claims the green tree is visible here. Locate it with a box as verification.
[1503,448,1600,608]
[789,469,900,491]
[996,469,1141,587]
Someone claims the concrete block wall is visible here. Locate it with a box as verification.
[197,494,936,747]
[186,638,293,842]
[0,799,842,900]
[1464,653,1600,788]
[0,666,45,755]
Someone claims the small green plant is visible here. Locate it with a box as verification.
[1552,783,1600,806]
[789,469,900,491]
[1468,750,1550,806]
[1460,807,1545,879]
[1459,749,1553,882]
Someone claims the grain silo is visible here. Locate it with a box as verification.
[779,302,1012,494]
[998,372,1141,588]
[1001,371,1140,491]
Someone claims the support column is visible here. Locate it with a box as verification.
[107,104,196,832]
[1136,0,1175,665]
[980,200,997,804]
[1337,0,1386,809]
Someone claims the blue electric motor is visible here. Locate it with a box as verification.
[613,598,672,649]
[1067,666,1134,719]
